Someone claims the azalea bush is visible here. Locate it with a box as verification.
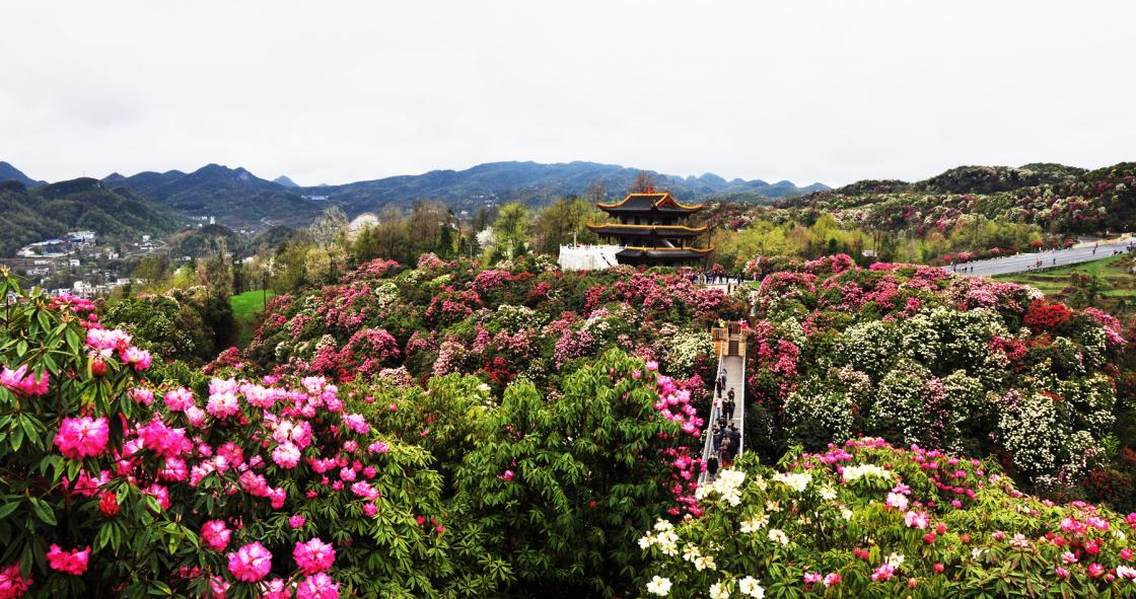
[246,256,738,393]
[0,271,480,598]
[639,438,1136,598]
[742,256,1129,497]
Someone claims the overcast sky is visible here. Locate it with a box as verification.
[1,1,1133,187]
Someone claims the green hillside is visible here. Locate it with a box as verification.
[0,178,181,257]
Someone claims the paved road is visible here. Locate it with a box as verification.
[953,238,1135,277]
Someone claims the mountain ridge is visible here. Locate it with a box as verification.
[0,161,45,188]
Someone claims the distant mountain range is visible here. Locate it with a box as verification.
[0,160,828,230]
[293,161,829,216]
[0,178,179,257]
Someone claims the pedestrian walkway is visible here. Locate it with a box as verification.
[698,322,746,485]
[954,237,1135,277]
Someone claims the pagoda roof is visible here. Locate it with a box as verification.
[616,246,714,261]
[596,192,704,214]
[586,223,708,237]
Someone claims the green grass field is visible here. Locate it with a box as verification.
[230,289,276,346]
[994,254,1136,312]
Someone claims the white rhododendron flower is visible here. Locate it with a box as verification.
[709,581,731,599]
[818,484,838,501]
[646,575,672,596]
[767,528,789,546]
[682,544,701,563]
[738,576,765,598]
[739,513,769,533]
[699,469,746,506]
[694,554,716,571]
[841,464,893,482]
[772,472,812,493]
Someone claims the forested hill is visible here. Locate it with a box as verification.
[0,178,180,257]
[104,164,325,228]
[781,162,1136,235]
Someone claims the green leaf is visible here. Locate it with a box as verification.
[0,500,20,519]
[29,497,56,525]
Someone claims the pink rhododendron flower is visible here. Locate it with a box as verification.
[86,328,131,351]
[163,387,195,412]
[350,481,379,500]
[296,572,339,599]
[138,419,192,458]
[885,492,909,511]
[122,346,152,371]
[227,541,272,582]
[823,572,841,587]
[185,406,207,427]
[206,391,240,419]
[129,387,154,406]
[272,442,302,469]
[362,502,377,517]
[46,545,90,576]
[0,562,32,597]
[201,519,232,552]
[261,578,291,599]
[293,538,336,574]
[342,413,369,435]
[903,510,930,529]
[269,486,287,509]
[54,416,109,460]
[0,364,49,396]
[870,563,896,582]
[145,483,171,510]
[289,514,306,529]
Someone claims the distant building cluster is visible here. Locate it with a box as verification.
[3,229,165,298]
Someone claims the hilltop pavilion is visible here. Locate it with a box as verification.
[585,192,713,267]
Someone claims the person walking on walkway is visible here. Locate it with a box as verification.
[727,423,740,453]
[724,388,736,421]
[718,436,733,469]
[712,425,723,453]
[705,455,719,481]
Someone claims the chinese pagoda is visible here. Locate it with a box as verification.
[586,192,713,266]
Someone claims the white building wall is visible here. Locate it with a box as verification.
[558,245,621,271]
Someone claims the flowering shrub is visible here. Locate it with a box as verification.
[0,271,473,597]
[640,438,1136,598]
[744,256,1127,494]
[246,256,741,394]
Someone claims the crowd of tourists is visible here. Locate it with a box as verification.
[704,370,739,480]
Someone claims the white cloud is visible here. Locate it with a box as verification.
[0,0,1133,186]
